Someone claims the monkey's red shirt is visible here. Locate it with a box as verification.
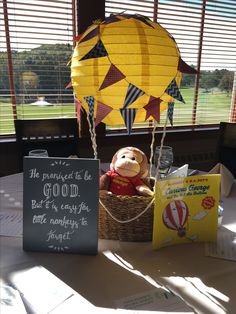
[106,170,145,196]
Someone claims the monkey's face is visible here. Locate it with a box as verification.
[111,147,148,178]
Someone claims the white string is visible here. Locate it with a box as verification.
[149,120,158,177]
[154,110,169,188]
[91,121,98,159]
[86,112,98,159]
[99,197,155,224]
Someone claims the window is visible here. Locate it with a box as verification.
[1,0,235,137]
[0,0,76,136]
[105,0,236,129]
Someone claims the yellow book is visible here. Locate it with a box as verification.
[152,174,221,249]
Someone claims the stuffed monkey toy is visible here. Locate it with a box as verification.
[100,147,154,196]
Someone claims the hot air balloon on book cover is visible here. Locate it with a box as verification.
[152,174,221,249]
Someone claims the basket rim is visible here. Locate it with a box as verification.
[99,190,154,200]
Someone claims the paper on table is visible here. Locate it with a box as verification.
[51,291,194,314]
[205,227,236,261]
[0,210,23,237]
[10,266,76,314]
[0,280,27,314]
[115,288,193,313]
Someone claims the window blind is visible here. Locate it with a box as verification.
[105,0,236,129]
[0,0,76,135]
[1,0,235,136]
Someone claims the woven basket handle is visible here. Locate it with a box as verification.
[99,197,155,224]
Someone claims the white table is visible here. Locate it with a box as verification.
[1,173,236,314]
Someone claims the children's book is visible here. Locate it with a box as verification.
[152,174,220,249]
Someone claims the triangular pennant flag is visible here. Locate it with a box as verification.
[178,58,198,74]
[119,13,132,19]
[74,98,82,121]
[74,34,83,43]
[84,96,95,119]
[132,14,154,28]
[165,79,185,103]
[167,102,175,126]
[65,81,72,89]
[99,64,125,90]
[144,96,161,122]
[104,15,120,24]
[80,40,108,61]
[123,83,145,108]
[120,108,137,135]
[95,101,113,126]
[120,14,153,28]
[80,27,99,43]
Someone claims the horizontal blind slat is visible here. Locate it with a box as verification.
[0,0,76,136]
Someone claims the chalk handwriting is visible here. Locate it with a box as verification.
[43,183,80,198]
[29,168,40,179]
[32,214,47,224]
[25,159,98,253]
[46,229,74,243]
[49,216,84,229]
[61,201,91,214]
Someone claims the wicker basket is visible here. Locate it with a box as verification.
[99,190,154,242]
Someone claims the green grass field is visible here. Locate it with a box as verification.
[0,88,232,135]
[172,88,231,125]
[0,102,76,135]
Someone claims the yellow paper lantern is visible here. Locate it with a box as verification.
[71,14,196,131]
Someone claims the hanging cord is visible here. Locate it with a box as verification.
[99,120,157,224]
[91,121,98,159]
[99,112,169,224]
[99,110,169,225]
[86,112,98,159]
[99,197,155,224]
[99,119,161,225]
[149,120,158,178]
[154,110,169,189]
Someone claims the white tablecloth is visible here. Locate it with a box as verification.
[0,173,236,314]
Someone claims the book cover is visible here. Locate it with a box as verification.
[153,174,221,249]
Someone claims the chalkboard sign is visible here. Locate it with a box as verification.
[23,157,99,255]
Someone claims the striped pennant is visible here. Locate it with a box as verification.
[120,108,137,135]
[80,40,108,61]
[167,102,175,126]
[84,96,95,119]
[165,79,185,103]
[123,83,145,109]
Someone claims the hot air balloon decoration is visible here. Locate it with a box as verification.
[71,13,196,137]
[70,13,197,242]
[162,200,189,237]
